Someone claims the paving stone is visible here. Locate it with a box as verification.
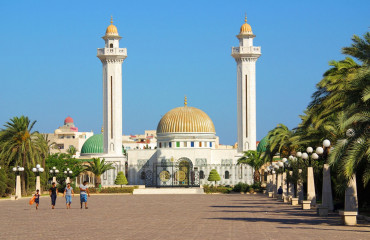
[0,194,369,239]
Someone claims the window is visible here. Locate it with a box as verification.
[199,142,202,147]
[191,142,194,147]
[176,142,180,147]
[159,142,162,148]
[140,171,146,180]
[199,170,205,179]
[110,43,113,48]
[169,142,172,148]
[164,142,167,148]
[210,142,212,147]
[225,171,230,179]
[184,142,187,147]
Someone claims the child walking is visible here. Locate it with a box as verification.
[34,189,40,210]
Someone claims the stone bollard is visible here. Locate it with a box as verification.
[339,211,357,226]
[302,200,311,210]
[291,198,299,205]
[317,205,329,216]
[268,191,273,198]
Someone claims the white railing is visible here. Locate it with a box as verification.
[97,48,127,56]
[231,46,261,55]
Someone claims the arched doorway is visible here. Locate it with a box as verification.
[155,157,199,187]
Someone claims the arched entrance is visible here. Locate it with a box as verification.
[155,157,199,187]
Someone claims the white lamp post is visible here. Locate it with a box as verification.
[302,148,316,207]
[12,166,24,199]
[32,164,44,193]
[295,153,304,203]
[317,139,334,215]
[64,168,73,184]
[50,166,59,184]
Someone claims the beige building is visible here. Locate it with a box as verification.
[46,116,93,156]
[122,130,157,150]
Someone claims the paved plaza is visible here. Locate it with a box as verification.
[0,193,369,240]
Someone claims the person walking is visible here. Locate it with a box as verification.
[79,181,90,209]
[49,182,58,209]
[34,189,40,210]
[63,183,75,209]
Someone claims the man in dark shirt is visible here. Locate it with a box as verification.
[49,182,58,209]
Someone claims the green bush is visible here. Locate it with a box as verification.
[233,182,249,193]
[100,187,135,194]
[203,184,232,194]
[251,182,261,192]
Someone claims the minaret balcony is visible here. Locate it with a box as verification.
[97,48,127,57]
[231,46,261,55]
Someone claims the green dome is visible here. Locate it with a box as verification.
[81,134,104,154]
[257,136,269,152]
[81,134,125,154]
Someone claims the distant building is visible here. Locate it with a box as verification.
[122,130,157,150]
[46,116,93,156]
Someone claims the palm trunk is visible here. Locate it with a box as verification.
[22,152,27,195]
[95,175,101,188]
[254,169,260,183]
[21,172,26,196]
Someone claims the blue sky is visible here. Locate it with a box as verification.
[0,0,368,145]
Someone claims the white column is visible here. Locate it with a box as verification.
[15,175,21,199]
[272,173,277,197]
[52,176,57,184]
[289,171,295,197]
[345,174,358,212]
[322,164,334,211]
[307,167,316,206]
[36,176,41,192]
[66,177,70,184]
[276,173,282,196]
[231,18,261,152]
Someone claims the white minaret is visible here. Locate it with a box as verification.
[231,14,261,152]
[97,17,127,156]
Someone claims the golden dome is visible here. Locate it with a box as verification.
[240,15,253,34]
[105,16,119,36]
[157,102,216,134]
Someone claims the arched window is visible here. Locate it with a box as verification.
[199,170,204,179]
[140,171,146,180]
[225,171,230,179]
[110,43,113,48]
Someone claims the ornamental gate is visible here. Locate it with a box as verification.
[154,158,200,187]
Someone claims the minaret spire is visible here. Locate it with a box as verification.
[184,96,187,106]
[110,15,113,25]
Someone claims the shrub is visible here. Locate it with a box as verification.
[233,182,249,193]
[100,187,135,194]
[115,171,128,187]
[203,184,232,194]
[251,182,261,192]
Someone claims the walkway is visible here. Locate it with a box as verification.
[0,194,369,239]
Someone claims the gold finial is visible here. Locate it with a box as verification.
[184,96,187,106]
[110,16,113,25]
[244,13,247,23]
[101,126,104,133]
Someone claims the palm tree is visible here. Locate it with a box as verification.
[0,116,44,195]
[67,146,77,156]
[237,150,265,182]
[265,124,296,160]
[84,158,115,188]
[342,32,370,65]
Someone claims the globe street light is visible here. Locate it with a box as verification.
[12,166,24,199]
[50,166,59,184]
[302,147,316,206]
[317,139,334,214]
[64,168,73,184]
[32,164,44,193]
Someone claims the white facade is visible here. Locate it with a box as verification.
[231,17,261,152]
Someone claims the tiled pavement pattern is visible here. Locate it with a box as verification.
[0,194,369,240]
